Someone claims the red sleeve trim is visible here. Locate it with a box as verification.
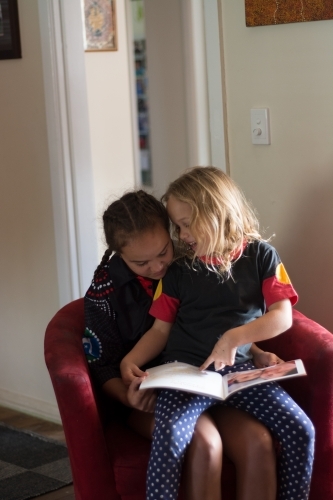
[149,293,180,323]
[262,275,298,308]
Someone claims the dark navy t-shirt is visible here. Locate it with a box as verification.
[150,241,298,368]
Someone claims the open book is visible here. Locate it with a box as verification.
[139,359,306,400]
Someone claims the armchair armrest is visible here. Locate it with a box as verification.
[258,309,333,500]
[44,298,120,500]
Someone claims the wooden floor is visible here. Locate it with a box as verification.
[0,406,75,499]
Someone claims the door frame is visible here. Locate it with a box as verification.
[38,0,98,306]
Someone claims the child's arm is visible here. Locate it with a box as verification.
[120,318,173,386]
[102,376,157,413]
[250,343,284,369]
[200,298,292,371]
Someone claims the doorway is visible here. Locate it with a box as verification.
[127,0,227,197]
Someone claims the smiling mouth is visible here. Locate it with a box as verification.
[187,241,196,251]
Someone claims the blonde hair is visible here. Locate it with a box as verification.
[162,166,262,274]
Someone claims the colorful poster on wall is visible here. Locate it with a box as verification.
[82,0,117,51]
[245,0,333,27]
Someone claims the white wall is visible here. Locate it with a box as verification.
[144,0,224,195]
[0,0,138,422]
[221,2,333,331]
[144,0,189,198]
[0,0,60,420]
[85,0,137,257]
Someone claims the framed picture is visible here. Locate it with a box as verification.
[82,0,117,52]
[0,0,21,60]
[245,0,333,27]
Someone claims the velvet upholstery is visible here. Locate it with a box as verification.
[44,298,333,500]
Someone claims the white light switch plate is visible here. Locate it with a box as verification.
[251,108,270,145]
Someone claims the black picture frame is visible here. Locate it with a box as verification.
[0,0,21,60]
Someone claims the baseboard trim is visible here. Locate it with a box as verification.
[0,388,61,424]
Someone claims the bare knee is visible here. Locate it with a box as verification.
[184,412,223,500]
[187,412,223,465]
[192,423,222,461]
[212,407,276,468]
[244,426,275,462]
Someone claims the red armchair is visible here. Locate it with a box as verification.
[44,298,333,500]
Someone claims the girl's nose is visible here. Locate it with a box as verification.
[154,261,164,272]
[179,227,188,240]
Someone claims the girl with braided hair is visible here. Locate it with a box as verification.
[84,189,278,500]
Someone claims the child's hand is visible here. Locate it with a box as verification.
[127,377,156,413]
[252,350,284,369]
[120,358,147,386]
[200,332,237,371]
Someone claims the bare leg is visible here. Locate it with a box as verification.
[127,405,276,500]
[127,409,223,500]
[209,406,277,500]
[126,408,155,439]
[183,411,222,500]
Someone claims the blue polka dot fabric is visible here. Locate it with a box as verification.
[147,362,314,500]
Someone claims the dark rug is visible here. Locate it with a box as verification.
[0,422,72,500]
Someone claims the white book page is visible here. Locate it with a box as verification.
[140,362,226,400]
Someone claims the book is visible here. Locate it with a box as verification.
[139,359,306,400]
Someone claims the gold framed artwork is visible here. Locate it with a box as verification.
[245,0,333,27]
[82,0,117,51]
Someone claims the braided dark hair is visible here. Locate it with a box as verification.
[95,190,170,276]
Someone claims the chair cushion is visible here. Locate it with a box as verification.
[105,420,236,499]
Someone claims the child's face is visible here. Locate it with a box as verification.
[120,225,173,280]
[166,195,208,256]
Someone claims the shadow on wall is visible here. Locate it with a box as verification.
[281,171,333,332]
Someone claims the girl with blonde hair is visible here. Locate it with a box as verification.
[121,168,315,500]
[162,165,261,275]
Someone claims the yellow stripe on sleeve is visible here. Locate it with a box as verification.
[153,279,163,300]
[276,263,291,284]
